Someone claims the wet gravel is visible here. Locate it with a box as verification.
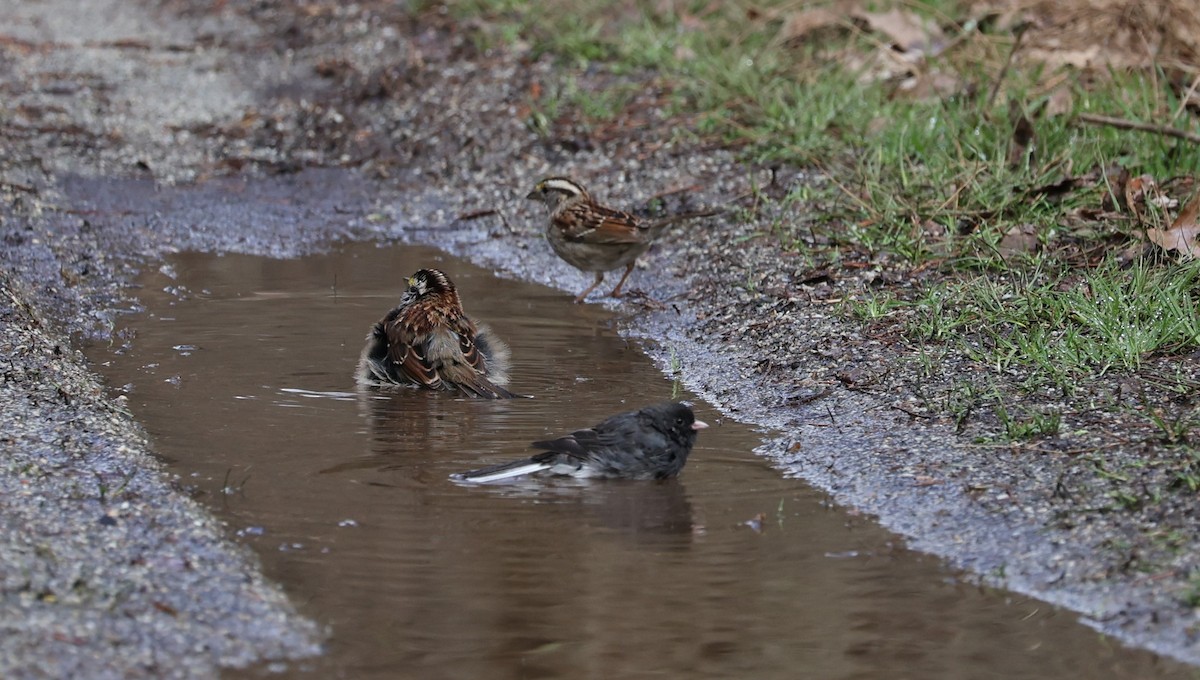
[0,278,321,677]
[2,0,1199,675]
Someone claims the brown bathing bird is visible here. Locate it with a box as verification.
[526,177,719,303]
[356,268,517,399]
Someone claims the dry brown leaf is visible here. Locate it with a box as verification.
[1147,192,1200,257]
[1123,173,1159,219]
[974,0,1200,71]
[922,219,947,241]
[982,4,1033,34]
[894,70,961,101]
[866,115,890,135]
[1024,45,1100,69]
[999,223,1039,258]
[923,223,952,257]
[678,12,705,32]
[1026,164,1100,201]
[1007,106,1036,168]
[1116,240,1152,266]
[674,44,697,61]
[1152,194,1181,210]
[778,8,846,44]
[1044,85,1074,118]
[853,8,944,55]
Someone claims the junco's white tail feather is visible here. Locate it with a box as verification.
[451,460,552,484]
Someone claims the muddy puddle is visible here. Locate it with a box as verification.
[87,242,1190,679]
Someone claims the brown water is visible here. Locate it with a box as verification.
[89,242,1191,679]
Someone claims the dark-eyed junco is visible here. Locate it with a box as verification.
[356,268,517,399]
[525,177,719,303]
[451,402,708,482]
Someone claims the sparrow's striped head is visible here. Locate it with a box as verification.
[402,268,456,304]
[526,177,591,209]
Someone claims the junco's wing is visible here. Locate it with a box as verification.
[529,429,596,460]
[592,409,684,475]
[530,413,666,470]
[556,202,646,245]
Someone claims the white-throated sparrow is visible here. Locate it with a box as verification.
[451,402,708,483]
[526,177,718,303]
[356,268,517,399]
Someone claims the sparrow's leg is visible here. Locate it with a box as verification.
[574,272,606,304]
[608,262,636,298]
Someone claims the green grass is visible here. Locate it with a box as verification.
[1171,449,1200,489]
[527,75,639,135]
[992,402,1063,441]
[440,0,1200,422]
[904,258,1200,390]
[1181,571,1200,607]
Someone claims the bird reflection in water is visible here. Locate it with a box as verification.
[582,479,698,545]
[316,387,507,484]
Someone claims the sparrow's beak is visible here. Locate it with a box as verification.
[525,190,539,200]
[692,420,709,430]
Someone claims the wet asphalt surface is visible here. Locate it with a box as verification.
[1,0,1199,676]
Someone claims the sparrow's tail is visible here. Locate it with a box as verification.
[450,457,552,484]
[456,377,523,400]
[646,207,724,237]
